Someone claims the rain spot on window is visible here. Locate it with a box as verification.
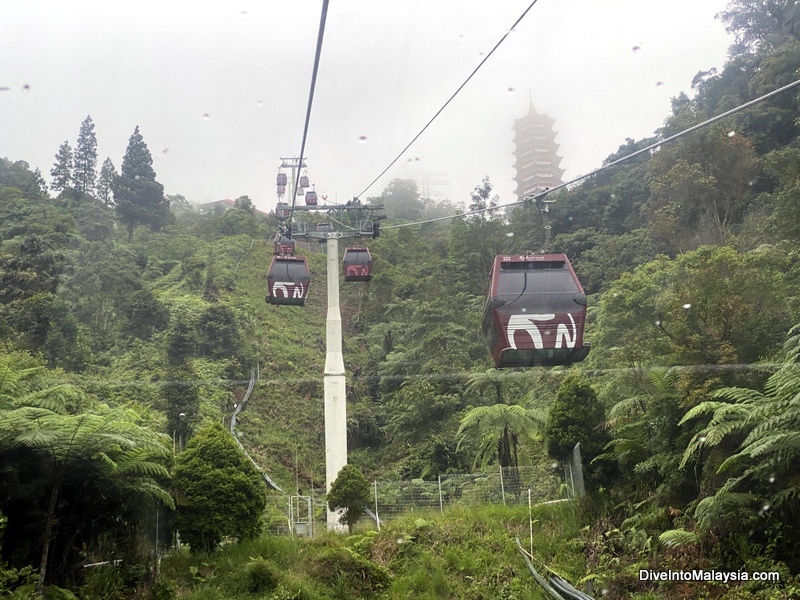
[22,84,30,93]
[507,87,515,93]
[358,135,367,143]
[769,475,776,483]
[632,45,641,52]
[202,113,210,120]
[395,536,405,544]
[727,131,736,137]
[257,100,264,107]
[682,303,692,309]
[698,436,707,443]
[656,81,664,87]
[0,86,9,92]
[505,232,514,237]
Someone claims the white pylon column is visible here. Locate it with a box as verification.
[324,234,348,531]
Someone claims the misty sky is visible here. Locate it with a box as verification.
[2,0,735,213]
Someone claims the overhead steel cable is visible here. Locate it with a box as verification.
[382,77,800,230]
[354,0,541,200]
[288,0,330,229]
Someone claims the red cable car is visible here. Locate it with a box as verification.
[277,173,287,186]
[343,247,372,282]
[306,190,318,206]
[275,202,290,219]
[272,233,295,256]
[266,256,310,306]
[482,254,590,368]
[299,175,310,188]
[277,185,286,196]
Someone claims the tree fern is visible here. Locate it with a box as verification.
[659,528,699,548]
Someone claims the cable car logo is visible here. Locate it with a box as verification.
[507,313,577,350]
[272,282,306,298]
[346,265,369,277]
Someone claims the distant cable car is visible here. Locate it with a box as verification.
[316,222,332,232]
[343,247,372,282]
[266,256,310,306]
[482,254,590,368]
[272,233,295,256]
[277,185,286,196]
[275,202,290,219]
[299,175,310,188]
[277,173,287,186]
[306,190,318,206]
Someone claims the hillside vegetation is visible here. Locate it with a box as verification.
[4,2,800,598]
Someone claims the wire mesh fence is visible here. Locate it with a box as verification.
[264,463,566,536]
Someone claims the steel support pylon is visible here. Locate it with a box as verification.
[323,235,348,531]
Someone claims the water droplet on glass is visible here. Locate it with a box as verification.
[632,45,641,52]
[507,87,515,93]
[610,194,616,199]
[727,131,736,137]
[683,303,692,309]
[769,475,775,483]
[654,320,661,327]
[161,148,169,154]
[22,84,30,93]
[568,216,573,221]
[414,157,420,162]
[521,308,527,313]
[406,158,413,162]
[257,100,264,107]
[551,461,560,469]
[202,113,210,120]
[762,501,771,512]
[358,135,367,143]
[0,86,9,92]
[698,436,707,443]
[506,232,514,237]
[478,52,486,56]
[601,588,609,596]
[656,81,664,87]
[396,537,405,544]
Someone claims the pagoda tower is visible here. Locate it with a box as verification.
[512,96,564,199]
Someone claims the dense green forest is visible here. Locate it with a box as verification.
[4,1,800,598]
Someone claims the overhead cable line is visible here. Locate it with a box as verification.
[383,77,800,230]
[354,0,541,200]
[288,0,330,228]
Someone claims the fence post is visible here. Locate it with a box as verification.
[499,464,506,506]
[374,481,380,532]
[571,443,586,498]
[438,476,443,513]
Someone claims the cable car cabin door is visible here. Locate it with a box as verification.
[267,256,310,306]
[343,247,372,282]
[483,254,590,368]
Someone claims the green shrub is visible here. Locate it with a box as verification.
[310,547,389,595]
[246,558,279,594]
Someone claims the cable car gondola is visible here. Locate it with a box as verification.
[343,247,372,282]
[272,233,295,256]
[299,175,310,188]
[305,190,318,206]
[277,173,287,186]
[275,202,290,219]
[266,256,310,306]
[482,254,590,368]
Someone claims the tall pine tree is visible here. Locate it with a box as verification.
[112,126,170,241]
[73,115,97,196]
[96,157,117,206]
[50,141,73,196]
